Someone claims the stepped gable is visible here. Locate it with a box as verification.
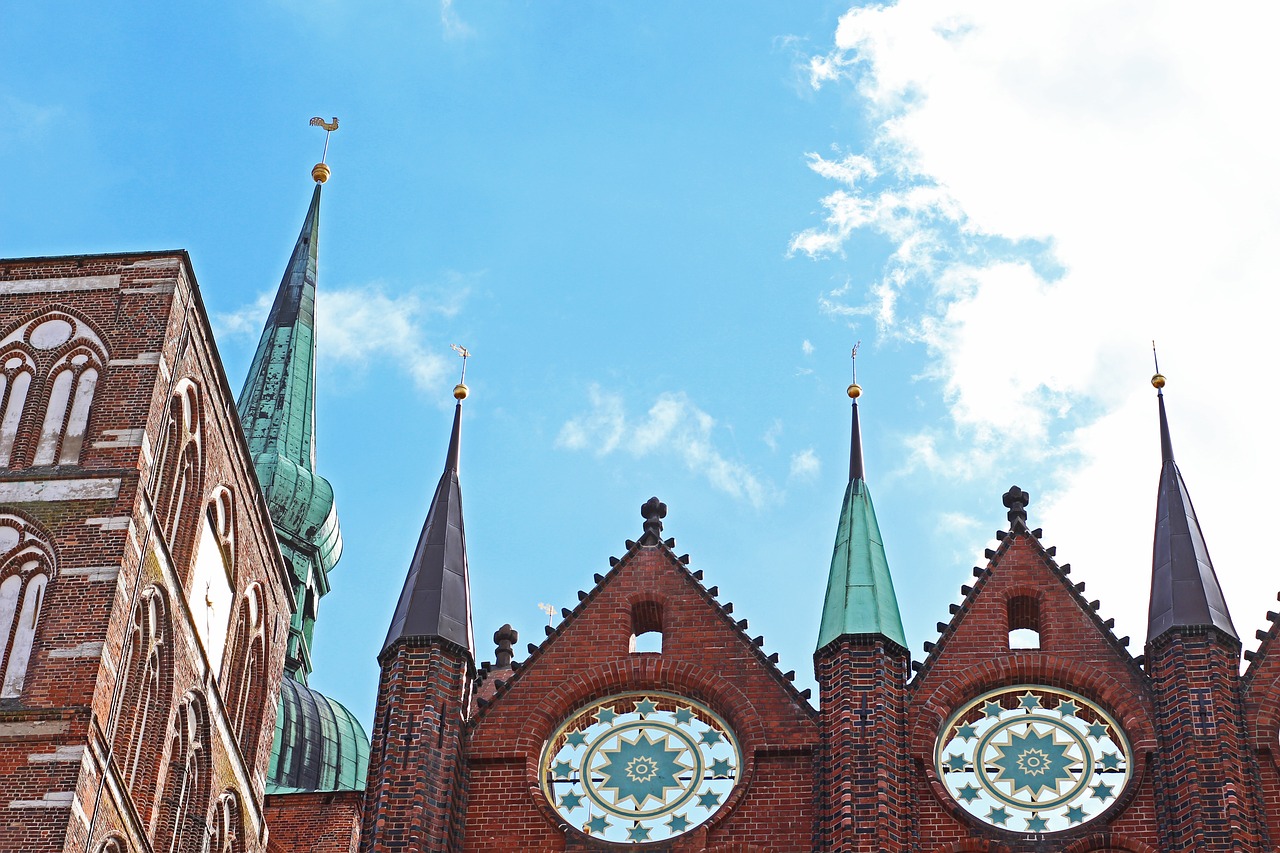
[903,487,1159,843]
[466,498,818,852]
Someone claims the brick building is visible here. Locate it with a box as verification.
[2,160,1278,851]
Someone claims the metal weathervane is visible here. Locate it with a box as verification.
[309,116,339,162]
[451,344,471,384]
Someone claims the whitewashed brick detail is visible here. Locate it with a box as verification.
[49,641,104,659]
[106,353,162,367]
[60,565,120,582]
[121,282,176,295]
[28,745,85,763]
[93,428,146,449]
[0,276,119,294]
[85,516,131,531]
[0,478,121,502]
[9,791,75,809]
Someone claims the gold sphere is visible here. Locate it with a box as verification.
[453,383,469,400]
[1151,373,1166,389]
[847,383,862,399]
[312,162,331,184]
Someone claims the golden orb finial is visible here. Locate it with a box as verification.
[312,162,331,183]
[1151,373,1166,389]
[847,383,862,399]
[453,383,469,400]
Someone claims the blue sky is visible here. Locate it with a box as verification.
[4,1,1278,732]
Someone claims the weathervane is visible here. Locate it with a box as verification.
[308,116,339,183]
[1151,340,1166,391]
[848,341,862,399]
[451,344,471,400]
[538,602,556,626]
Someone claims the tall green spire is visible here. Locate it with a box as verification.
[237,179,342,683]
[816,361,907,652]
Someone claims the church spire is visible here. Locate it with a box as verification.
[1146,365,1236,643]
[237,160,341,682]
[817,352,907,652]
[382,355,475,659]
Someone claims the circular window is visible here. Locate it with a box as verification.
[540,692,740,844]
[935,685,1132,833]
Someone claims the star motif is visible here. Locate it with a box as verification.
[627,825,652,842]
[956,723,977,741]
[1099,750,1122,771]
[697,788,722,809]
[700,729,724,747]
[1056,699,1080,718]
[634,698,658,717]
[1065,804,1087,824]
[1087,721,1109,740]
[584,815,610,835]
[673,707,694,726]
[987,724,1078,797]
[956,783,981,803]
[565,730,587,748]
[596,731,689,808]
[1024,814,1048,832]
[983,701,1004,719]
[987,806,1010,826]
[945,753,967,772]
[709,758,733,778]
[559,790,584,810]
[551,760,574,779]
[1018,691,1042,711]
[1091,781,1114,801]
[596,706,617,725]
[665,813,691,833]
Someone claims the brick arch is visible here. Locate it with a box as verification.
[1060,833,1160,853]
[508,655,770,841]
[928,841,1012,853]
[1247,671,1280,762]
[702,844,778,853]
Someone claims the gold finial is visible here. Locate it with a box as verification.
[309,116,339,183]
[538,602,556,626]
[451,344,470,400]
[847,341,862,399]
[1151,340,1166,389]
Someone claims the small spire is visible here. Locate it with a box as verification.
[1146,362,1237,643]
[848,343,864,482]
[493,624,518,669]
[639,497,667,546]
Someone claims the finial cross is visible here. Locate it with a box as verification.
[1003,485,1030,525]
[640,496,667,545]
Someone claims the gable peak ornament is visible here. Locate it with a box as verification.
[640,497,667,545]
[1003,486,1030,525]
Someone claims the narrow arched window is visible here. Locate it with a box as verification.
[154,382,203,568]
[629,599,664,653]
[191,489,235,679]
[0,352,35,466]
[156,694,212,853]
[205,790,243,853]
[1008,594,1041,649]
[0,514,56,700]
[111,586,172,815]
[223,585,267,766]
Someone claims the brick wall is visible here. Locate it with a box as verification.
[264,790,363,851]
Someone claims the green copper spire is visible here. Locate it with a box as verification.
[237,179,342,683]
[816,360,907,652]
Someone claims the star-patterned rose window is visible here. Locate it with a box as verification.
[540,692,741,843]
[935,686,1132,834]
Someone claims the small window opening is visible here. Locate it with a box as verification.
[1008,595,1041,649]
[630,600,664,654]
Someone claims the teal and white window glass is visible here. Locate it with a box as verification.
[540,692,741,843]
[935,685,1132,833]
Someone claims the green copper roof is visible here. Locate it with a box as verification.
[237,183,342,577]
[816,397,907,652]
[265,678,369,794]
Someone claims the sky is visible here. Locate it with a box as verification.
[3,1,1279,733]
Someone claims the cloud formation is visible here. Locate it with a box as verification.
[557,386,770,507]
[800,1,1280,643]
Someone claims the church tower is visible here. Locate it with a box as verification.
[814,359,910,851]
[360,380,475,852]
[1143,371,1265,848]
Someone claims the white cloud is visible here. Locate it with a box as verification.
[803,1,1280,645]
[215,280,467,392]
[558,386,770,507]
[790,448,821,481]
[801,339,815,356]
[440,0,472,38]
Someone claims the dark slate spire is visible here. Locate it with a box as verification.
[817,359,906,651]
[1147,372,1236,643]
[383,385,475,659]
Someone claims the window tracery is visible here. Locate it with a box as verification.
[0,513,55,699]
[111,585,172,813]
[156,692,212,853]
[223,584,267,764]
[153,382,203,564]
[204,790,243,853]
[0,311,107,468]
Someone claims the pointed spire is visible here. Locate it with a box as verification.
[382,357,475,659]
[1147,366,1236,643]
[817,356,907,652]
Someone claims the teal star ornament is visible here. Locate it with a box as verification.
[1024,814,1048,832]
[1018,691,1042,711]
[1090,781,1114,801]
[584,815,610,835]
[696,789,722,809]
[565,730,587,748]
[1056,699,1080,718]
[665,813,691,833]
[988,726,1078,797]
[1065,805,1087,824]
[987,806,1010,826]
[945,753,967,772]
[983,701,1004,719]
[673,707,694,726]
[627,825,652,842]
[595,732,688,808]
[956,784,981,804]
[558,790,584,810]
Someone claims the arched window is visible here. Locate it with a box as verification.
[191,489,235,679]
[0,311,107,468]
[205,790,243,853]
[153,382,203,567]
[111,585,172,815]
[1008,594,1041,649]
[156,693,212,853]
[0,513,56,699]
[223,584,267,766]
[629,599,664,654]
